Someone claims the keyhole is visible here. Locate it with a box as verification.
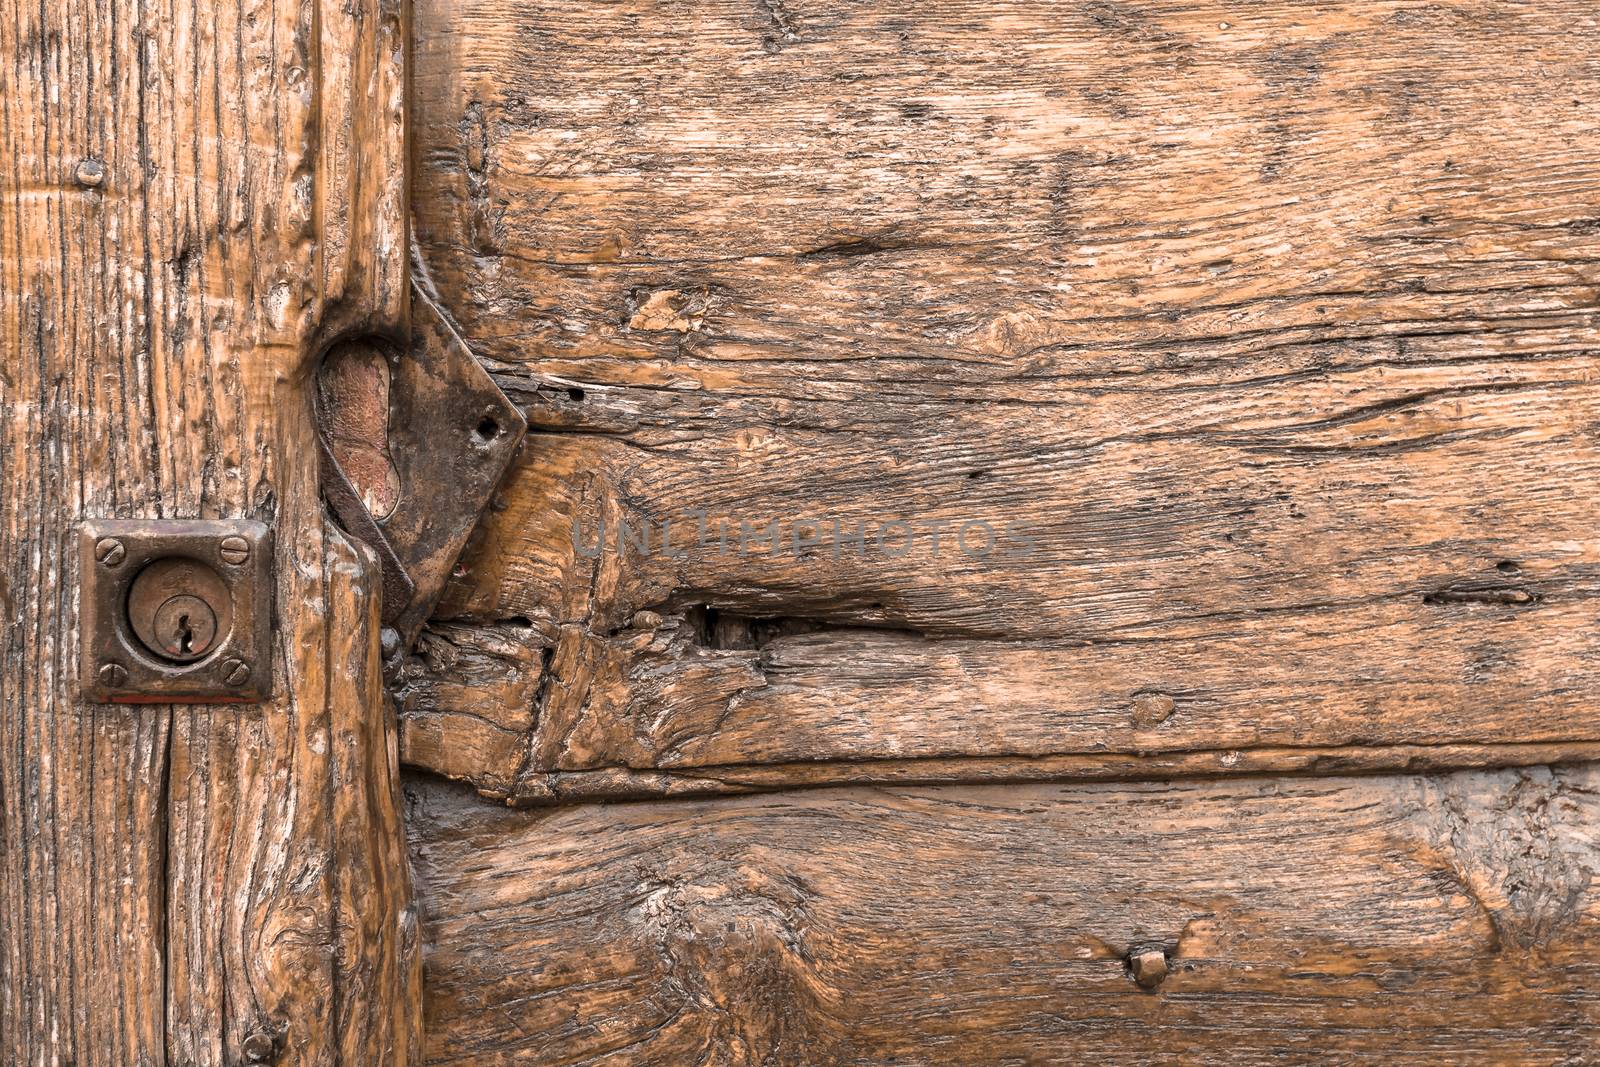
[145,593,220,663]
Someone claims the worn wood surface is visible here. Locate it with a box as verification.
[404,0,1600,800]
[409,764,1600,1065]
[0,0,419,1062]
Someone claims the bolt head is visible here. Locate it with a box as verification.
[1129,948,1169,989]
[240,1030,276,1062]
[218,535,251,565]
[94,537,126,567]
[98,661,128,689]
[74,158,105,188]
[221,658,252,687]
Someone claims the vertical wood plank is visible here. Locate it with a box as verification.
[1,0,175,1060]
[0,0,419,1063]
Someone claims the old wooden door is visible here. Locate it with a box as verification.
[6,0,1600,1064]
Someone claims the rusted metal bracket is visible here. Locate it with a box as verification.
[315,281,526,659]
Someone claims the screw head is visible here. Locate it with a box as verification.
[240,1030,276,1062]
[98,661,128,689]
[218,535,251,565]
[221,658,252,687]
[74,158,105,188]
[94,537,126,567]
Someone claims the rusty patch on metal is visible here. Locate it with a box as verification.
[318,339,403,520]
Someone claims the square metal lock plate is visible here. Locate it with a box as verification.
[80,519,274,703]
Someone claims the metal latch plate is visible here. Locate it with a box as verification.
[316,282,527,650]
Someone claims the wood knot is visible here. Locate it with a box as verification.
[626,288,710,333]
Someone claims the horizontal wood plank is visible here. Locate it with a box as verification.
[406,0,1600,798]
[409,764,1600,1065]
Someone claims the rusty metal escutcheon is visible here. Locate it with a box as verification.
[79,518,273,703]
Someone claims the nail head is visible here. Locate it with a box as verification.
[74,158,105,188]
[241,1030,276,1062]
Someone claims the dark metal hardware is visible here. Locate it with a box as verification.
[315,281,526,654]
[79,519,273,703]
[241,1028,279,1063]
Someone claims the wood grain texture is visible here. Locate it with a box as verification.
[0,0,419,1062]
[409,764,1600,1065]
[404,0,1600,799]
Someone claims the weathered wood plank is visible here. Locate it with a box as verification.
[409,765,1600,1065]
[403,0,1600,798]
[0,0,420,1062]
[2,1,177,1058]
[155,0,424,1060]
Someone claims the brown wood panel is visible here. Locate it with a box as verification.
[409,764,1600,1065]
[0,0,419,1062]
[403,0,1600,799]
[1,7,169,1054]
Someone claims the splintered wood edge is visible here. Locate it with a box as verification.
[405,742,1600,806]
